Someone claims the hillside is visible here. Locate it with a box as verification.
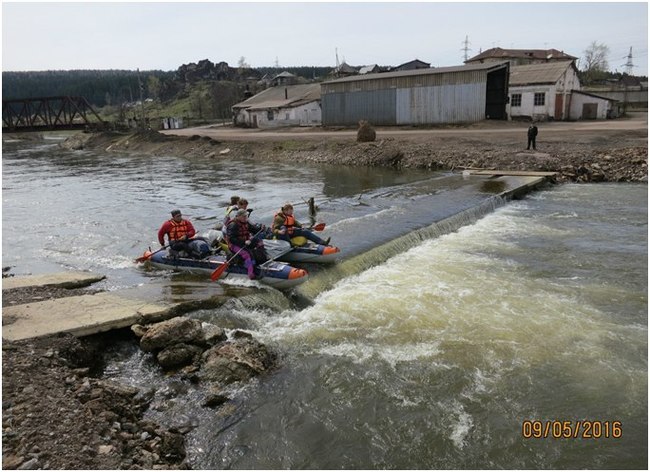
[2,59,334,129]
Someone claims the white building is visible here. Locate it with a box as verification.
[508,62,581,121]
[232,84,321,128]
[508,62,618,120]
[569,90,619,119]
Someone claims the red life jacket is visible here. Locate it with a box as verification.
[229,220,251,243]
[274,212,296,235]
[168,219,192,241]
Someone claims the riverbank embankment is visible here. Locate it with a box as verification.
[58,117,648,183]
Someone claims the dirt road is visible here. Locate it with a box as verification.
[161,112,648,142]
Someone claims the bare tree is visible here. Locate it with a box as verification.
[583,41,610,70]
[582,41,610,83]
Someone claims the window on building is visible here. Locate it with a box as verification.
[534,93,545,106]
[286,113,290,120]
[267,110,274,121]
[511,94,522,107]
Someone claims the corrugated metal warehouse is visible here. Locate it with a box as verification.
[320,62,509,126]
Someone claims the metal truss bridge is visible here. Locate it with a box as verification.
[3,96,105,132]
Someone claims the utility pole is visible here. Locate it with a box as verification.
[461,35,471,62]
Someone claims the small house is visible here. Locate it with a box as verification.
[232,83,321,128]
[569,91,619,119]
[508,62,580,121]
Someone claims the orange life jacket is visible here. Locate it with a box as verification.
[274,212,296,235]
[169,219,192,241]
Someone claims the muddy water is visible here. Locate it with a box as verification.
[3,135,647,469]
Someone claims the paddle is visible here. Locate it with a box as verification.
[210,228,264,281]
[309,222,326,231]
[135,244,170,263]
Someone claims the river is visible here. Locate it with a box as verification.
[2,134,647,469]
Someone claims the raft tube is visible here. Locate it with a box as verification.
[264,238,341,263]
[143,250,308,290]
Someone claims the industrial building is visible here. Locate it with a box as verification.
[320,62,509,126]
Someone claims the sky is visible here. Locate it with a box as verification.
[2,1,648,76]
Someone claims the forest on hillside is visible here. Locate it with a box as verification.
[2,63,334,108]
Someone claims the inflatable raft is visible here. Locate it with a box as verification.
[263,237,340,263]
[141,249,308,290]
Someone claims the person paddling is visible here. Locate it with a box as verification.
[226,209,267,279]
[158,209,196,256]
[223,195,240,226]
[272,203,330,246]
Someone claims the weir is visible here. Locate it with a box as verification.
[2,173,552,340]
[295,195,506,302]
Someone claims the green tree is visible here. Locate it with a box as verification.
[147,75,161,100]
[209,81,242,119]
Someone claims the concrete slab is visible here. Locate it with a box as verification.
[2,292,177,341]
[498,176,549,200]
[2,271,106,291]
[465,169,557,177]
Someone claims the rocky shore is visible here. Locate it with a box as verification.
[59,123,648,183]
[2,284,275,470]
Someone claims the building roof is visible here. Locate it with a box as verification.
[394,59,431,69]
[358,64,379,74]
[466,47,577,63]
[272,71,296,80]
[322,62,508,85]
[232,83,321,110]
[509,62,578,86]
[571,90,618,102]
[336,62,359,74]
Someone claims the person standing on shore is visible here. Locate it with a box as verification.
[527,124,538,150]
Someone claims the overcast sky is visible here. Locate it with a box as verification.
[2,1,648,76]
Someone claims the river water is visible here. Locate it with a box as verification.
[2,134,647,469]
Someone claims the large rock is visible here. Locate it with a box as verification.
[156,343,203,369]
[200,338,275,384]
[139,317,204,352]
[202,323,227,346]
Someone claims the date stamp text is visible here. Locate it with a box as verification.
[522,420,622,439]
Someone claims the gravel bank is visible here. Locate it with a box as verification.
[59,120,648,183]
